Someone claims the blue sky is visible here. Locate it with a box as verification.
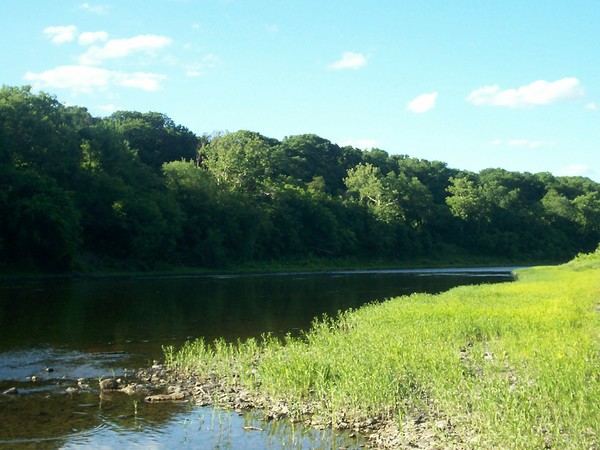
[2,1,599,181]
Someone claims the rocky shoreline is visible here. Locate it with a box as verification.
[133,363,472,449]
[2,363,473,448]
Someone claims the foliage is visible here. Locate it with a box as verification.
[167,253,600,448]
[1,85,599,271]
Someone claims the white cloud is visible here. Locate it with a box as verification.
[585,102,598,110]
[78,31,109,46]
[338,138,381,149]
[467,77,584,108]
[25,65,111,92]
[557,164,592,177]
[185,54,219,77]
[24,65,166,93]
[79,34,173,65]
[329,52,367,70]
[97,104,119,113]
[491,139,556,148]
[407,92,438,113]
[266,24,279,33]
[114,72,166,91]
[506,139,555,149]
[80,3,109,14]
[43,25,78,44]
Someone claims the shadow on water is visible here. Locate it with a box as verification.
[0,268,516,448]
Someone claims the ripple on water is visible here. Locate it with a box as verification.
[0,346,132,383]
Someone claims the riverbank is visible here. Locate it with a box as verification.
[0,253,559,281]
[157,248,600,449]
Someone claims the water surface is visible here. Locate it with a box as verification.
[0,268,516,448]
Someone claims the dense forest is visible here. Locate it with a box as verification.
[1,85,599,272]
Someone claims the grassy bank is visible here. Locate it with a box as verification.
[164,248,600,448]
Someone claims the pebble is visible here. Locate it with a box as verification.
[99,378,120,390]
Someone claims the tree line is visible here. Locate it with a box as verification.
[1,85,599,272]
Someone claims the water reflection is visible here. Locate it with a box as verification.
[0,268,515,448]
[1,391,364,449]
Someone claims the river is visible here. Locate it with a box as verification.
[0,268,516,449]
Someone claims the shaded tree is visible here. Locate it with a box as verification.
[109,111,199,170]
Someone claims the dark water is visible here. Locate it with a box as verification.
[0,268,515,449]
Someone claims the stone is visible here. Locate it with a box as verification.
[99,378,120,390]
[145,392,186,402]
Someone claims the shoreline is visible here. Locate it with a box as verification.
[135,363,465,449]
[150,251,599,449]
[0,255,560,282]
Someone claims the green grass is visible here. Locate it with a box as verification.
[165,246,600,449]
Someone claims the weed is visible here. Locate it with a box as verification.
[166,248,600,448]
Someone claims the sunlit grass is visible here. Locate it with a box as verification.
[165,247,600,448]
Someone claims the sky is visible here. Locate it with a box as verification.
[1,1,599,181]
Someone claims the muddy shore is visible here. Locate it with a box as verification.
[133,363,475,449]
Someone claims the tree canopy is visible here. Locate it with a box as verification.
[1,85,598,271]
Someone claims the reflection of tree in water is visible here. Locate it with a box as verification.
[0,271,511,448]
[0,272,512,353]
[0,389,183,445]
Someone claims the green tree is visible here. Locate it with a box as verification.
[202,130,281,195]
[279,134,346,194]
[109,111,199,170]
[446,176,491,222]
[0,169,80,270]
[0,85,86,183]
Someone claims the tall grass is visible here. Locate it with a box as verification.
[166,247,600,448]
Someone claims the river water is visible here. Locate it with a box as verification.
[0,268,516,449]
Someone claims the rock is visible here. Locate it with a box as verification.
[145,392,186,402]
[99,378,120,390]
[2,387,18,395]
[120,384,139,395]
[435,419,448,429]
[167,385,182,394]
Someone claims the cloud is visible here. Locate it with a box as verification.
[114,72,166,91]
[329,52,367,70]
[79,34,173,65]
[407,92,438,113]
[492,139,555,148]
[506,139,555,149]
[24,65,166,93]
[265,24,279,33]
[467,77,584,108]
[557,164,592,177]
[43,25,78,44]
[78,31,109,46]
[96,104,119,113]
[585,102,598,110]
[185,54,219,77]
[338,138,381,149]
[80,2,109,14]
